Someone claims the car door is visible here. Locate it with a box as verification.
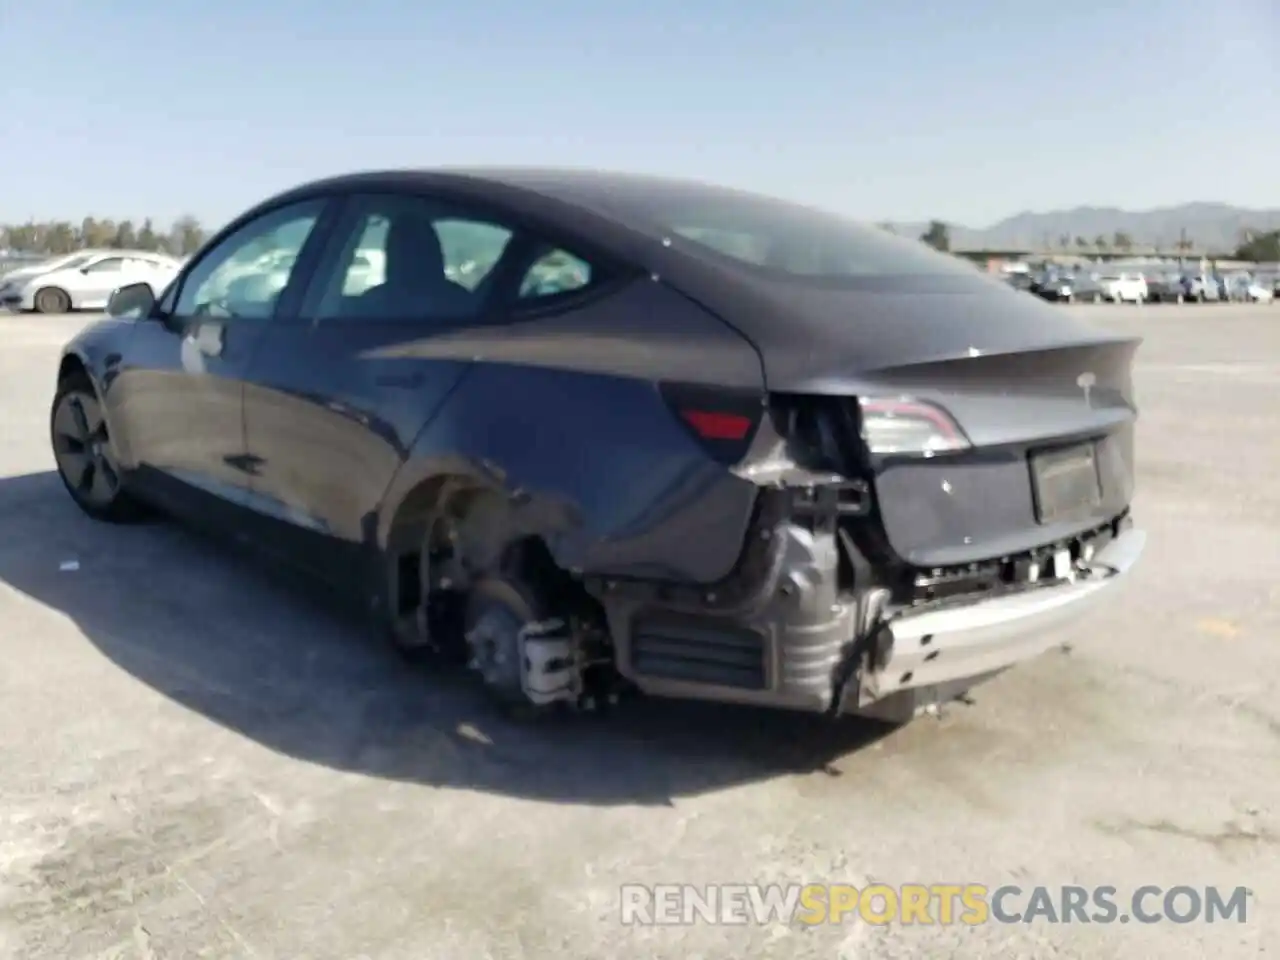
[237,191,524,587]
[134,254,182,296]
[75,255,129,309]
[119,255,163,293]
[107,197,336,524]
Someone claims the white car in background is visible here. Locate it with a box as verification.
[1243,278,1274,303]
[0,249,111,287]
[0,250,182,314]
[1099,272,1147,304]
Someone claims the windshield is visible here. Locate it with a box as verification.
[33,252,95,272]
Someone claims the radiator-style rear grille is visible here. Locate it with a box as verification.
[631,617,768,690]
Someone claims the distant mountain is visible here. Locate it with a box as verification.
[884,204,1280,253]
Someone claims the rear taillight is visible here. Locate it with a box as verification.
[857,397,970,457]
[680,409,754,441]
[660,382,765,465]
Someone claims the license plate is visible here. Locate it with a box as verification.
[1030,443,1102,524]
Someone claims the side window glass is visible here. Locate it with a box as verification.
[337,216,389,297]
[85,257,124,273]
[434,219,513,291]
[175,201,323,320]
[306,194,514,321]
[518,247,595,301]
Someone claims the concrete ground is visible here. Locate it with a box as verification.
[0,304,1276,959]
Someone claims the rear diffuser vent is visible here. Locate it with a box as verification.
[631,615,768,690]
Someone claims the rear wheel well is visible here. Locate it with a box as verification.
[385,476,618,713]
[57,355,88,387]
[384,475,586,638]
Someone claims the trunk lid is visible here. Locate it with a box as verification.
[733,284,1141,567]
[733,281,1139,403]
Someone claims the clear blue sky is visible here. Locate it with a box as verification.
[4,0,1276,231]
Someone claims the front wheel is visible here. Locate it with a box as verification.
[34,286,71,314]
[50,373,147,522]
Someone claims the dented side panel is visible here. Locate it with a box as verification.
[380,362,762,583]
[376,280,768,585]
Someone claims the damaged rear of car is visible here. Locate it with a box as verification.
[496,172,1146,723]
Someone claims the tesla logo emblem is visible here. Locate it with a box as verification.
[1076,371,1096,405]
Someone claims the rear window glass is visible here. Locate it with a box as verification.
[544,179,982,282]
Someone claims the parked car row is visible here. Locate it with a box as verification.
[1002,266,1278,305]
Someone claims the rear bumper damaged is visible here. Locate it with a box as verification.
[588,491,1144,721]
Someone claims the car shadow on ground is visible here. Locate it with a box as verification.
[0,471,895,806]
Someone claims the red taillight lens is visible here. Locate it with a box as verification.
[680,409,754,441]
[660,382,764,464]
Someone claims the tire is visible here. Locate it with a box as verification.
[50,372,147,522]
[34,286,72,314]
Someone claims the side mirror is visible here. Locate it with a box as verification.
[106,282,157,320]
[79,266,91,275]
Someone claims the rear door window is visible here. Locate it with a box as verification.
[434,219,514,291]
[301,194,515,322]
[302,193,613,322]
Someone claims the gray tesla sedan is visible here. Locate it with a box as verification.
[50,168,1145,725]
